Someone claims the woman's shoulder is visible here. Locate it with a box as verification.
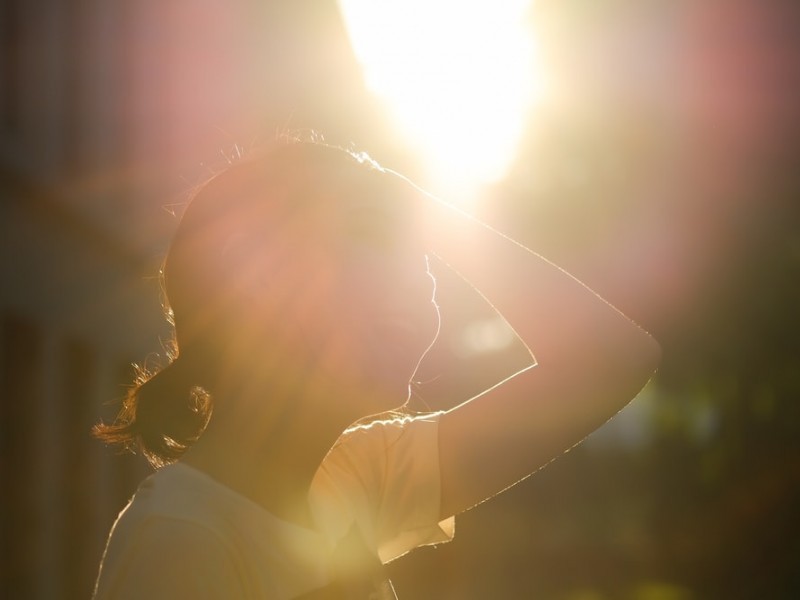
[313,410,454,564]
[114,463,272,539]
[98,463,328,598]
[94,515,246,599]
[343,410,444,439]
[103,465,224,554]
[319,410,445,487]
[95,466,245,598]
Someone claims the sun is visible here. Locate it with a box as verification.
[339,0,539,203]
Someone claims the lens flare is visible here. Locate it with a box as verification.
[340,0,539,200]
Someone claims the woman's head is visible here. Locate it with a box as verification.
[167,142,438,390]
[95,141,440,465]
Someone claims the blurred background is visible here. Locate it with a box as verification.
[1,1,798,598]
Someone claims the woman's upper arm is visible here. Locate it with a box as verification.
[96,518,245,599]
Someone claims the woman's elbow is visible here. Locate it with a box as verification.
[622,330,661,395]
[641,331,662,376]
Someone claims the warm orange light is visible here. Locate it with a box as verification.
[340,0,539,203]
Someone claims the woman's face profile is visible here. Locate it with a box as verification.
[272,170,440,405]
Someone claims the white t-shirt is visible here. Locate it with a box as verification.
[93,413,455,599]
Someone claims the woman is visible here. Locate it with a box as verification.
[93,141,660,598]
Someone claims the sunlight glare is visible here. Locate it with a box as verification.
[339,0,537,200]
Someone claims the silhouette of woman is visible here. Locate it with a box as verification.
[93,141,660,598]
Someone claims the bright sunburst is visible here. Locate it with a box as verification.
[340,0,538,201]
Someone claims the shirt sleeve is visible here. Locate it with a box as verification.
[312,412,456,565]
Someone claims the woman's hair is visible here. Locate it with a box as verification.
[94,141,384,467]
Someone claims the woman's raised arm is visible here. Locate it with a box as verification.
[416,188,661,519]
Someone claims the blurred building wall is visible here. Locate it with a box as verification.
[0,2,158,596]
[0,1,395,597]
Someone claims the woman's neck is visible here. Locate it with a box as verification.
[179,380,361,528]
